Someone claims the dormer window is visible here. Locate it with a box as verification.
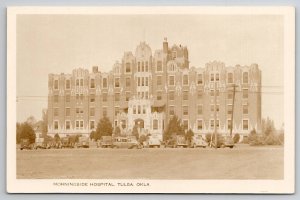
[125,62,131,73]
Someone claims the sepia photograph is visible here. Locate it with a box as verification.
[7,6,295,193]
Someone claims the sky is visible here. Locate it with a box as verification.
[16,14,284,128]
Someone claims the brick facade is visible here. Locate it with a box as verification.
[48,39,261,139]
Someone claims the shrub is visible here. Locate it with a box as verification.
[233,133,240,143]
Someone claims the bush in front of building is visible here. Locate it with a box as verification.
[16,122,36,144]
[94,117,113,141]
[233,133,240,144]
[163,115,185,141]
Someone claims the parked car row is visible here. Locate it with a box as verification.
[19,134,235,150]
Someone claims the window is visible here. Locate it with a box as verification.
[228,92,233,99]
[198,90,203,99]
[65,108,70,116]
[183,75,189,85]
[228,73,233,84]
[115,78,120,88]
[126,92,130,101]
[76,121,79,129]
[243,105,248,114]
[54,95,59,103]
[90,94,95,103]
[197,105,203,115]
[90,108,95,116]
[157,91,162,100]
[216,105,220,112]
[183,120,188,130]
[169,76,175,86]
[65,95,70,102]
[142,77,145,86]
[216,120,220,129]
[210,90,214,96]
[126,62,131,73]
[138,62,140,72]
[243,72,249,84]
[76,94,79,101]
[169,106,175,116]
[157,61,162,72]
[210,120,214,130]
[183,91,189,100]
[210,74,214,82]
[153,119,158,130]
[54,80,59,89]
[90,121,95,129]
[197,74,203,85]
[157,76,162,85]
[102,93,107,102]
[243,89,248,99]
[145,77,148,86]
[143,105,146,114]
[138,105,141,114]
[133,106,136,114]
[80,94,84,101]
[103,107,107,117]
[141,62,144,72]
[76,107,80,114]
[216,90,220,96]
[197,120,203,130]
[169,91,175,100]
[76,79,79,86]
[183,106,188,115]
[54,108,59,117]
[243,120,249,130]
[228,119,232,130]
[115,93,120,101]
[227,105,233,115]
[216,73,220,82]
[102,78,107,88]
[65,121,70,130]
[115,107,119,116]
[126,77,131,87]
[66,79,70,89]
[80,79,83,86]
[145,62,148,72]
[80,121,84,128]
[54,121,59,130]
[121,120,126,129]
[90,79,95,88]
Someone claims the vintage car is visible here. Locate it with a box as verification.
[147,135,161,148]
[112,136,140,149]
[191,135,208,148]
[98,136,113,148]
[164,135,188,148]
[20,139,33,150]
[210,134,234,148]
[76,136,89,148]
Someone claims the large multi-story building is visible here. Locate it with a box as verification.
[48,39,261,140]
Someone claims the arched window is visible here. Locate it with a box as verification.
[227,73,233,84]
[243,72,249,84]
[153,119,158,130]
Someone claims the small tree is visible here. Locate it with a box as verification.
[114,126,121,136]
[163,115,184,141]
[54,133,60,143]
[185,129,194,145]
[95,117,113,141]
[205,133,212,144]
[90,131,96,140]
[233,133,240,144]
[132,124,139,140]
[19,122,36,144]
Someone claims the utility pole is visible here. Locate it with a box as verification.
[230,84,237,137]
[214,81,217,149]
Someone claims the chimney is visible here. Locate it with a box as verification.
[163,37,168,54]
[92,66,98,73]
